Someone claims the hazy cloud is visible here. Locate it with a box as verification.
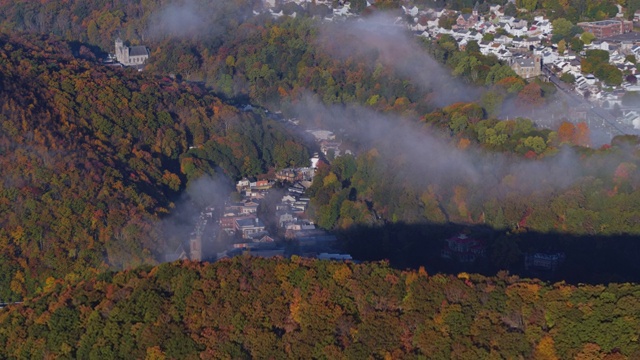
[316,13,481,107]
[292,97,614,202]
[159,175,232,261]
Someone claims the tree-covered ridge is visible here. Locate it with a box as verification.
[0,258,638,359]
[0,0,501,113]
[0,32,309,301]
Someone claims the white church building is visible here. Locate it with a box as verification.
[114,38,149,69]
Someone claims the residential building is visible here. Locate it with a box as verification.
[577,19,633,38]
[235,218,266,238]
[524,252,565,271]
[441,234,486,263]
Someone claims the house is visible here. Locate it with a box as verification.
[236,178,250,192]
[496,49,513,61]
[250,179,272,190]
[220,215,252,233]
[494,35,512,45]
[281,194,297,204]
[480,41,505,56]
[235,218,266,238]
[635,9,640,22]
[621,111,640,128]
[115,38,149,69]
[590,40,610,51]
[288,182,307,195]
[291,200,309,212]
[540,50,557,64]
[278,212,296,227]
[456,11,480,30]
[253,234,275,243]
[568,59,582,73]
[276,169,297,182]
[478,22,497,33]
[240,201,259,215]
[620,40,634,52]
[285,221,316,232]
[553,60,570,73]
[506,25,528,37]
[441,234,486,263]
[524,252,565,271]
[575,74,588,89]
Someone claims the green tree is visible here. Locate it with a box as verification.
[557,39,566,55]
[560,73,575,84]
[466,40,480,54]
[580,32,595,45]
[517,0,538,12]
[570,37,584,52]
[625,54,636,64]
[523,136,547,154]
[552,18,574,42]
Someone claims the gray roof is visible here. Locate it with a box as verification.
[236,218,265,228]
[515,58,536,67]
[129,46,149,57]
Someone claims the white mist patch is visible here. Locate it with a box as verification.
[158,175,233,262]
[292,98,602,201]
[147,0,222,39]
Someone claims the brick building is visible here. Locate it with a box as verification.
[577,19,633,38]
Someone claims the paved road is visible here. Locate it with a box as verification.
[541,65,634,141]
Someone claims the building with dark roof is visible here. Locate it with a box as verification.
[441,234,486,263]
[115,38,149,69]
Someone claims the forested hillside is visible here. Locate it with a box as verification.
[0,32,309,301]
[1,258,639,359]
[1,0,640,357]
[307,116,640,236]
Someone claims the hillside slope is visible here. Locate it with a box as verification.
[0,32,308,300]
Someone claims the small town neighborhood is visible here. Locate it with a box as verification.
[116,0,640,269]
[402,3,640,113]
[164,130,353,264]
[253,0,640,134]
[107,0,640,135]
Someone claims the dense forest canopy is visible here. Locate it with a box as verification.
[1,258,639,359]
[0,32,309,301]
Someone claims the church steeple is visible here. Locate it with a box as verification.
[473,1,479,16]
